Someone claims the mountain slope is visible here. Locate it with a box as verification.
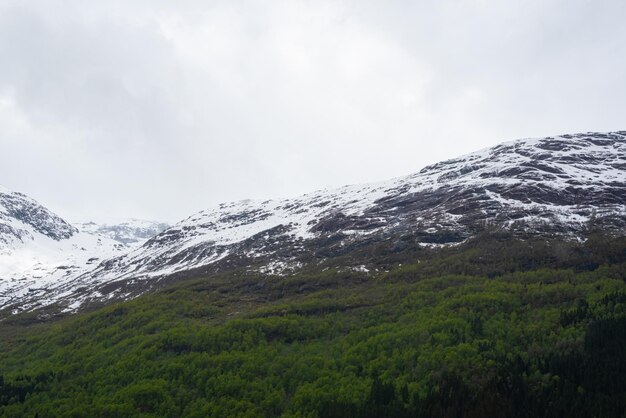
[2,236,626,417]
[1,131,625,317]
[0,190,167,314]
[76,131,626,278]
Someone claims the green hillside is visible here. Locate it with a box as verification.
[1,234,626,417]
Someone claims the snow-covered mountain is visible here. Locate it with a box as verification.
[2,131,625,317]
[0,190,166,314]
[0,186,77,249]
[75,219,170,245]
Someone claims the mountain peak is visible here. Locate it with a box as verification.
[0,187,77,244]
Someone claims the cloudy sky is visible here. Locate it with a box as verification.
[0,0,625,223]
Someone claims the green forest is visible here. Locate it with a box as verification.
[1,234,626,417]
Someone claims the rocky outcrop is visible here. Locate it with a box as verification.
[0,190,77,246]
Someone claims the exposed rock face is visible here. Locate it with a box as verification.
[1,131,625,317]
[0,189,77,248]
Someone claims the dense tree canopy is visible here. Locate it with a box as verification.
[1,235,625,417]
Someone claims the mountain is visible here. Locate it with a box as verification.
[1,131,625,317]
[74,219,170,245]
[3,236,626,417]
[0,186,77,248]
[0,190,167,315]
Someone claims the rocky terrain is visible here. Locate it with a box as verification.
[75,220,170,245]
[1,131,625,318]
[0,190,168,315]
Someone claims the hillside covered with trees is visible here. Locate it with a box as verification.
[1,233,625,417]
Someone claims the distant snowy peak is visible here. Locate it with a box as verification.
[0,186,77,250]
[76,219,170,245]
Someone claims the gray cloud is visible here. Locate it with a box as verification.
[0,0,624,222]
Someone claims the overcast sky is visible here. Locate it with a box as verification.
[0,0,625,223]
